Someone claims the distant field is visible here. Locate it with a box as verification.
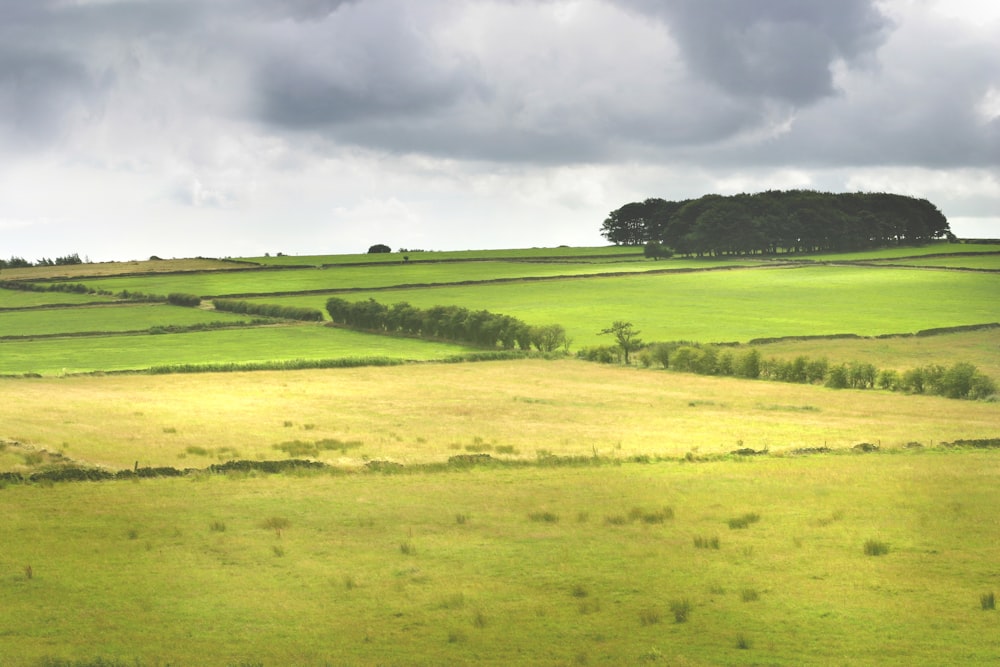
[242,245,644,266]
[0,325,477,376]
[805,243,1000,261]
[871,255,1000,270]
[0,257,248,280]
[0,303,253,338]
[308,265,1000,346]
[751,329,1000,379]
[0,288,112,308]
[2,360,996,470]
[43,257,762,298]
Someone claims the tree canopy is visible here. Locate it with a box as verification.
[600,191,951,256]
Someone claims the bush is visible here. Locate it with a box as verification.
[167,293,202,307]
[863,539,889,556]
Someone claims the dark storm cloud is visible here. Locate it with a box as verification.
[623,0,890,104]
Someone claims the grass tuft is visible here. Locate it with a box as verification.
[669,598,692,623]
[639,607,661,626]
[694,535,720,549]
[981,592,995,610]
[741,588,760,602]
[863,539,889,556]
[528,511,559,523]
[727,512,761,529]
[735,633,753,650]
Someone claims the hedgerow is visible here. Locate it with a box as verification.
[325,297,568,351]
[212,298,323,321]
[631,341,996,400]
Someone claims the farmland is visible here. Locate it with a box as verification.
[1,242,999,665]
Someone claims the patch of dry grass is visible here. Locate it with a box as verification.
[1,359,995,471]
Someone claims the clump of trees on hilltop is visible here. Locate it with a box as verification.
[601,190,952,256]
[0,253,84,269]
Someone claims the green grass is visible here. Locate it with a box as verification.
[0,324,479,375]
[872,255,1000,270]
[50,258,730,299]
[240,245,645,266]
[0,303,254,338]
[0,288,112,308]
[805,242,1000,261]
[3,452,999,664]
[333,265,1000,345]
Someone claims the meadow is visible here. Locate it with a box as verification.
[1,243,998,665]
[2,453,999,665]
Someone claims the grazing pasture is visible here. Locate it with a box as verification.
[2,453,999,665]
[0,242,998,665]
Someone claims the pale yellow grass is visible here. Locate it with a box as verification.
[1,359,996,471]
[0,257,246,281]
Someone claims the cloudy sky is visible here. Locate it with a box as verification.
[1,0,998,261]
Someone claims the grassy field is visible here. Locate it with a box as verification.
[2,360,996,470]
[0,257,249,280]
[1,243,998,665]
[241,245,645,266]
[2,452,999,665]
[315,265,1000,345]
[0,303,255,338]
[0,324,480,376]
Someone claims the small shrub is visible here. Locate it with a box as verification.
[262,516,291,536]
[694,535,720,549]
[981,592,995,610]
[727,512,761,529]
[669,598,692,623]
[735,633,753,650]
[639,607,661,626]
[864,539,889,556]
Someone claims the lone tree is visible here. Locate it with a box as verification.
[367,244,391,254]
[600,321,643,365]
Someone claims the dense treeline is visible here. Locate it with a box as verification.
[325,297,569,351]
[601,190,951,255]
[167,293,202,307]
[591,342,996,400]
[212,298,324,322]
[0,253,84,269]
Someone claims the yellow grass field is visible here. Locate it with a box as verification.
[2,360,996,472]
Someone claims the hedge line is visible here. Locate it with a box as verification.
[325,297,569,351]
[595,342,999,400]
[212,298,324,321]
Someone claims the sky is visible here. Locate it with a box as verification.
[1,0,998,262]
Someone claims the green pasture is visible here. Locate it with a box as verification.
[804,242,1000,262]
[872,255,1000,270]
[241,245,644,266]
[275,265,1000,346]
[0,324,477,376]
[2,452,1000,665]
[0,257,246,281]
[51,257,760,299]
[0,288,112,309]
[2,360,997,471]
[0,303,254,338]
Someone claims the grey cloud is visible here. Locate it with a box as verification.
[622,0,890,104]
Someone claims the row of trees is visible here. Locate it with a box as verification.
[325,297,569,351]
[601,190,951,256]
[0,253,84,269]
[212,298,324,322]
[629,342,994,400]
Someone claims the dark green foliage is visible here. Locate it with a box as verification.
[727,513,761,529]
[599,320,642,364]
[864,539,890,556]
[367,244,392,254]
[982,592,995,610]
[643,240,674,259]
[326,296,550,351]
[669,599,692,623]
[212,298,323,322]
[694,536,720,549]
[272,438,362,458]
[528,511,560,523]
[601,190,950,254]
[575,345,619,363]
[166,293,202,307]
